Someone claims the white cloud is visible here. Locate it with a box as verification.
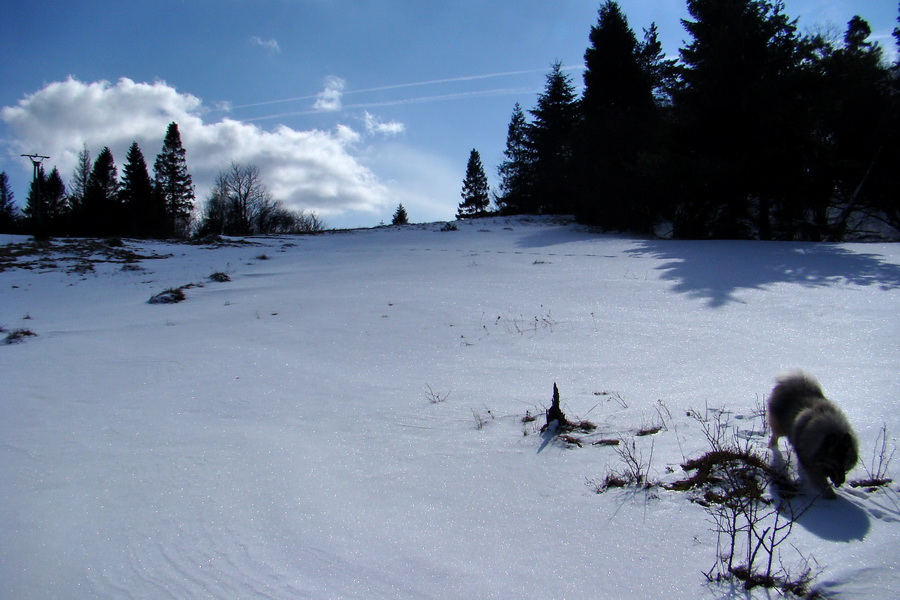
[250,36,281,52]
[214,100,233,113]
[313,76,345,112]
[1,77,389,217]
[363,111,405,137]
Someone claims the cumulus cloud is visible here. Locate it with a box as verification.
[313,76,345,112]
[250,36,281,52]
[363,111,405,137]
[1,77,389,216]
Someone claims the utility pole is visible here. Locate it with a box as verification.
[21,153,50,239]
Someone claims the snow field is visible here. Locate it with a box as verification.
[2,217,898,598]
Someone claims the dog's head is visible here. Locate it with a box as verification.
[819,432,858,487]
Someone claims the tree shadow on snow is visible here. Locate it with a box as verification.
[514,226,613,249]
[626,240,900,308]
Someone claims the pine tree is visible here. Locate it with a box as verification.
[24,165,48,239]
[43,167,68,236]
[120,141,161,237]
[68,144,92,234]
[577,1,663,231]
[0,171,19,233]
[392,203,409,225]
[637,22,677,105]
[582,2,655,117]
[525,62,579,214]
[877,6,900,233]
[673,0,804,239]
[70,144,91,204]
[83,147,121,237]
[496,103,532,214]
[154,122,195,237]
[813,16,896,238]
[457,149,490,219]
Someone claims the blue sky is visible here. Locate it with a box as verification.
[1,1,896,229]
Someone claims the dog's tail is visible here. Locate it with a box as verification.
[774,370,825,399]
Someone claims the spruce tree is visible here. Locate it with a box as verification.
[120,142,161,237]
[457,149,490,219]
[24,165,47,238]
[879,7,900,233]
[814,16,895,238]
[24,165,67,238]
[525,62,579,214]
[577,1,662,231]
[674,0,804,239]
[637,22,677,105]
[68,144,92,234]
[391,203,409,225]
[0,171,19,233]
[154,122,195,237]
[43,167,68,236]
[70,144,91,204]
[496,103,532,214]
[83,147,121,237]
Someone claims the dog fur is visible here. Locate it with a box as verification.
[767,371,858,499]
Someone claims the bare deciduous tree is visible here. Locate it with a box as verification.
[217,162,273,235]
[198,162,325,236]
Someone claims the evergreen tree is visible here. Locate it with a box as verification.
[457,149,490,219]
[68,144,92,234]
[637,22,678,106]
[877,6,900,233]
[391,203,409,225]
[496,103,532,213]
[525,62,579,214]
[673,0,805,238]
[814,16,896,238]
[895,3,900,51]
[43,167,68,236]
[120,141,162,237]
[0,171,19,233]
[582,2,655,116]
[70,144,91,204]
[23,165,45,235]
[576,1,663,231]
[154,122,195,237]
[83,147,121,237]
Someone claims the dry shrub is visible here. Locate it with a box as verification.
[148,288,187,304]
[4,328,38,344]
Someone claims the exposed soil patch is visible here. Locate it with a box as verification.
[0,238,172,274]
[3,327,38,345]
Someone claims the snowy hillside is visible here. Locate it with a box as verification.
[2,216,898,599]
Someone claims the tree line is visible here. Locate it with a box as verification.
[0,122,324,239]
[0,123,195,239]
[474,0,900,240]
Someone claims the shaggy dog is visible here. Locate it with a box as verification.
[767,371,858,499]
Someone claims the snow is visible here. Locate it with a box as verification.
[2,216,898,599]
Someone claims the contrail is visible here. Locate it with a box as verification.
[239,87,539,123]
[230,94,320,110]
[228,65,582,111]
[345,65,581,95]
